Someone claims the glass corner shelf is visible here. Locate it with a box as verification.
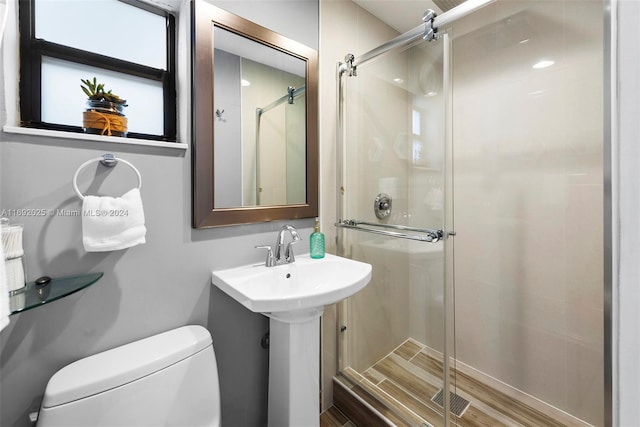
[9,272,104,315]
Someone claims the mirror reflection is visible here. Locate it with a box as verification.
[192,0,318,228]
[213,26,307,209]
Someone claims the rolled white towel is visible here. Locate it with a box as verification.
[2,224,23,259]
[4,258,25,292]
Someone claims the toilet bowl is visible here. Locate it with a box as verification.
[36,325,221,427]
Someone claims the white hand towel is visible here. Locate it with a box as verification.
[0,235,10,332]
[82,188,146,252]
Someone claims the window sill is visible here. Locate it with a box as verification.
[2,126,188,150]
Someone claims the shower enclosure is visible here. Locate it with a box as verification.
[255,85,306,206]
[334,0,607,426]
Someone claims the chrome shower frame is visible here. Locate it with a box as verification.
[603,0,614,426]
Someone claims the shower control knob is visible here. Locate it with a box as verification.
[374,193,392,219]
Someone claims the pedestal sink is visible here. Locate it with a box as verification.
[212,253,372,427]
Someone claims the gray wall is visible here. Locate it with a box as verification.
[213,49,243,208]
[0,1,318,426]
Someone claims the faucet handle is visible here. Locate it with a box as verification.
[284,239,300,263]
[255,245,275,267]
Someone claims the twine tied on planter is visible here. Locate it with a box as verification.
[83,110,128,136]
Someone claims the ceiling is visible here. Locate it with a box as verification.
[352,0,443,33]
[141,0,445,36]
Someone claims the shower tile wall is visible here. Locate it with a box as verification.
[451,1,603,425]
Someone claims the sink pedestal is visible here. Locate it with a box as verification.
[267,308,323,427]
[211,254,372,427]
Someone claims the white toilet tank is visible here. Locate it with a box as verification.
[36,325,221,427]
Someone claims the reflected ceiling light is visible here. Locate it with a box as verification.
[519,38,530,44]
[393,78,404,84]
[425,91,437,97]
[241,79,251,86]
[533,60,555,69]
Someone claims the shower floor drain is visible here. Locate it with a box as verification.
[431,389,471,417]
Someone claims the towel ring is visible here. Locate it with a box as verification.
[73,154,142,201]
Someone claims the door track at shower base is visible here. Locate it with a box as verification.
[431,389,471,417]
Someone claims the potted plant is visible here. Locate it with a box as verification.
[81,77,128,137]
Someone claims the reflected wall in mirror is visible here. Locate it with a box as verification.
[192,0,318,228]
[213,26,306,208]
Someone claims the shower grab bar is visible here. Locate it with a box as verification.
[335,219,443,243]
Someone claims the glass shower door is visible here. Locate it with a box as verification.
[336,32,454,427]
[449,0,605,425]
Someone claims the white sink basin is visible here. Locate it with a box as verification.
[212,252,371,427]
[211,253,372,314]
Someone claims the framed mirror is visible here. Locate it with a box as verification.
[192,1,319,228]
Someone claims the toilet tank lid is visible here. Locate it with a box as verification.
[42,325,213,408]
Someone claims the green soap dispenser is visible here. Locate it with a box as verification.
[310,218,325,259]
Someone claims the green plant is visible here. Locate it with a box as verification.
[80,77,127,105]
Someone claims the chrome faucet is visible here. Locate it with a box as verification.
[275,225,301,264]
[255,225,302,267]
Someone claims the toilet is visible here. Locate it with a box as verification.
[36,325,221,427]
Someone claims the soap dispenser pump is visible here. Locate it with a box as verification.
[310,218,325,259]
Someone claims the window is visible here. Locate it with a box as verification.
[19,0,176,141]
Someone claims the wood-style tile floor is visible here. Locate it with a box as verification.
[338,338,589,427]
[320,406,356,427]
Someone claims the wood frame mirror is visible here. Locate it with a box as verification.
[191,0,318,228]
